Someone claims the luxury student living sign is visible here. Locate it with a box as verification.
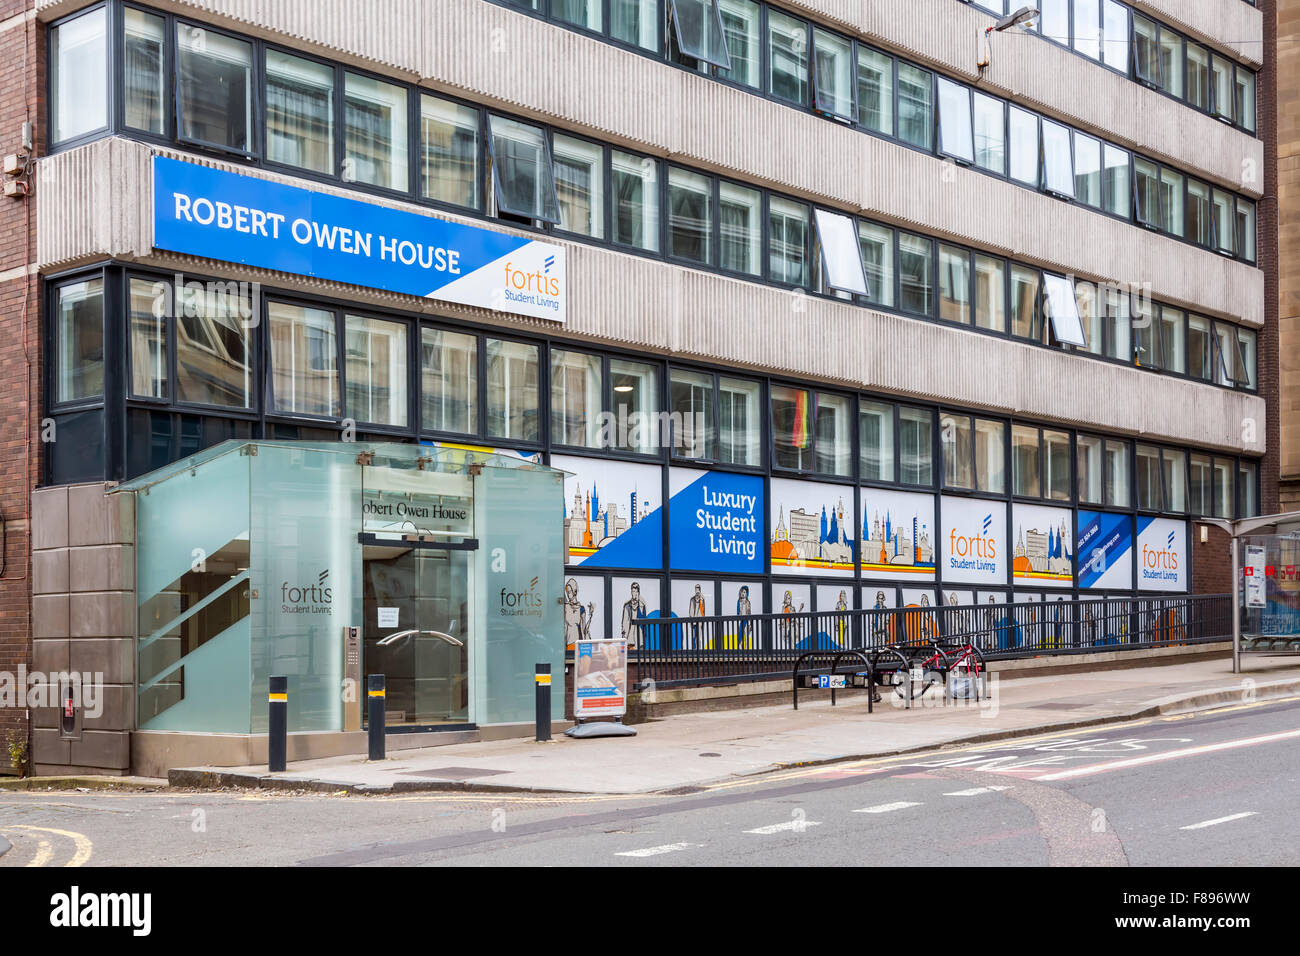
[151,156,566,322]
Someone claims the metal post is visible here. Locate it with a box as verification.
[535,663,552,741]
[367,674,386,760]
[1231,535,1241,674]
[268,676,287,772]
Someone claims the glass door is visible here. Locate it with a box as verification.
[362,542,470,726]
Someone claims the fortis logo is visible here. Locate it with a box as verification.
[950,514,998,559]
[500,576,543,611]
[1142,534,1180,571]
[282,569,333,605]
[504,261,560,298]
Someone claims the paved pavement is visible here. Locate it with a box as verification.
[168,656,1300,795]
[2,693,1296,867]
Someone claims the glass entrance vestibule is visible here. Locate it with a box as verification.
[116,440,566,738]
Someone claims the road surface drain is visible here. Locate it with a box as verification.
[1027,702,1091,710]
[698,752,722,757]
[399,767,509,779]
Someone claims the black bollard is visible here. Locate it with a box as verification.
[535,663,551,742]
[367,674,386,760]
[268,676,287,772]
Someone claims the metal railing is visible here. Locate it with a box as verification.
[626,593,1231,688]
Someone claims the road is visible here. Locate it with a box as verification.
[2,695,1298,867]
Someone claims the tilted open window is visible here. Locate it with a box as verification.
[487,115,561,223]
[813,210,869,296]
[1042,273,1087,347]
[669,0,732,70]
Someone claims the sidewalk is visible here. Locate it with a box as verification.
[170,656,1300,796]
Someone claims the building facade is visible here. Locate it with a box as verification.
[0,0,1276,774]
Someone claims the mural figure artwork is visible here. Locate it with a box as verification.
[563,577,593,650]
[621,582,649,648]
[689,583,707,648]
[779,589,806,644]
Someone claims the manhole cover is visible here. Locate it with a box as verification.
[399,766,509,779]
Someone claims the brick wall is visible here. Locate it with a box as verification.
[0,0,40,773]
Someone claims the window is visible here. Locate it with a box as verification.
[1010,265,1041,341]
[1008,107,1039,187]
[1187,179,1213,247]
[610,0,657,51]
[858,221,894,309]
[941,413,974,490]
[611,150,659,252]
[974,255,1006,332]
[973,92,1005,175]
[669,167,713,263]
[1074,0,1100,59]
[175,281,252,408]
[1136,443,1162,510]
[670,0,731,70]
[899,233,933,316]
[551,349,602,447]
[938,245,971,325]
[857,47,893,135]
[936,77,974,164]
[421,328,477,435]
[897,63,933,150]
[1236,69,1256,132]
[1237,328,1257,390]
[671,368,715,458]
[266,52,334,175]
[1102,145,1129,217]
[1134,159,1160,228]
[719,182,762,276]
[1188,314,1213,381]
[1105,439,1130,508]
[1132,298,1157,368]
[421,94,479,209]
[129,279,167,399]
[268,302,338,417]
[1159,307,1186,374]
[52,7,108,143]
[1159,168,1185,237]
[813,28,853,120]
[975,418,1005,493]
[55,278,105,404]
[1040,0,1068,47]
[1157,28,1183,98]
[1043,273,1086,347]
[1237,199,1257,263]
[814,392,852,476]
[553,134,605,238]
[1044,430,1070,501]
[900,406,933,486]
[1012,426,1040,498]
[1187,43,1210,111]
[1189,453,1212,515]
[860,400,894,482]
[487,338,540,442]
[768,197,810,286]
[767,10,808,105]
[1239,461,1258,518]
[1101,1,1129,71]
[177,24,252,154]
[611,359,660,454]
[814,210,868,295]
[344,315,407,427]
[1077,435,1102,504]
[345,73,408,191]
[1211,55,1233,122]
[1073,133,1101,208]
[488,115,560,222]
[123,8,165,135]
[1211,189,1235,255]
[1213,458,1234,519]
[719,376,761,465]
[1101,283,1130,362]
[771,385,812,470]
[1163,448,1186,513]
[716,0,760,87]
[1214,323,1237,388]
[1041,119,1074,198]
[554,0,601,32]
[1134,15,1160,85]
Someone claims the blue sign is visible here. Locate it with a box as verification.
[152,156,565,321]
[669,470,765,574]
[1077,510,1133,590]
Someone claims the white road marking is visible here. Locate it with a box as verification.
[1179,812,1258,831]
[745,820,823,835]
[944,786,1011,797]
[1033,728,1300,782]
[615,842,701,858]
[853,801,923,814]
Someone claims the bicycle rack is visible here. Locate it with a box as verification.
[792,650,877,713]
